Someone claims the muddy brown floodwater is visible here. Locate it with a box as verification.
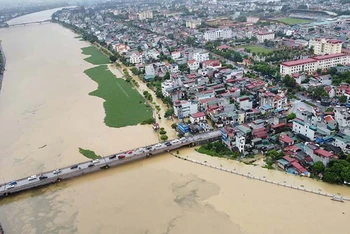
[0,9,349,234]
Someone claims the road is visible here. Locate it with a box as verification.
[0,130,221,197]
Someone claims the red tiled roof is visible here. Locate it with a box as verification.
[283,156,296,163]
[191,112,206,118]
[281,58,316,67]
[314,148,334,158]
[313,53,346,60]
[324,115,334,123]
[271,123,286,129]
[280,135,293,144]
[291,161,308,173]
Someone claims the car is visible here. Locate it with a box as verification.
[88,163,95,167]
[109,155,117,160]
[171,139,179,143]
[70,165,79,169]
[165,142,172,146]
[53,169,62,174]
[27,175,37,181]
[146,146,152,150]
[39,175,48,180]
[8,181,17,186]
[154,143,162,148]
[118,155,126,159]
[127,151,133,154]
[6,184,16,189]
[92,159,100,164]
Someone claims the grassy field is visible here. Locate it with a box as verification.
[277,17,312,25]
[79,148,101,160]
[84,65,153,128]
[243,45,273,54]
[81,46,110,65]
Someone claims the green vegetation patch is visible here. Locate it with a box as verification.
[196,141,239,159]
[84,65,153,127]
[277,17,312,25]
[243,45,273,54]
[81,46,110,65]
[79,147,101,160]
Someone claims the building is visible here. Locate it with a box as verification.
[292,118,317,141]
[173,100,198,119]
[280,53,350,75]
[190,112,206,123]
[138,11,153,20]
[246,16,260,23]
[115,44,130,54]
[171,51,181,60]
[192,51,209,63]
[202,60,222,70]
[186,19,201,29]
[236,134,246,153]
[129,52,144,64]
[257,32,275,43]
[309,38,342,55]
[305,142,336,166]
[334,108,350,129]
[259,90,288,111]
[187,59,199,71]
[332,135,350,154]
[203,28,233,41]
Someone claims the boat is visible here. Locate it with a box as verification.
[331,195,344,203]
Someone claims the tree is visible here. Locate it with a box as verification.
[109,55,117,62]
[160,134,168,141]
[341,166,350,182]
[164,109,174,118]
[283,74,297,89]
[310,87,328,99]
[286,113,296,121]
[339,95,347,104]
[312,161,325,174]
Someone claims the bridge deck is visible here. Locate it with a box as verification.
[0,131,221,197]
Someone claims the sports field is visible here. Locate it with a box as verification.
[243,45,273,54]
[81,46,111,65]
[277,17,312,25]
[84,65,153,128]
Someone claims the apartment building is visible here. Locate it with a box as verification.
[203,28,233,41]
[309,38,342,55]
[173,100,198,118]
[186,19,201,29]
[280,53,350,75]
[138,11,153,20]
[257,32,275,43]
[246,16,260,23]
[292,118,317,141]
[192,51,209,63]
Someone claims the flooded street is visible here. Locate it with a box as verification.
[0,9,349,234]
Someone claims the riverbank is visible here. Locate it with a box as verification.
[0,41,6,92]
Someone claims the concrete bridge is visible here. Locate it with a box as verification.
[4,19,51,28]
[0,130,221,198]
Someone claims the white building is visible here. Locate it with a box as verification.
[257,32,275,43]
[190,112,206,123]
[259,90,288,111]
[173,100,198,118]
[138,11,153,20]
[334,108,350,129]
[246,16,259,23]
[280,53,350,75]
[129,52,144,64]
[292,118,316,141]
[170,64,179,73]
[309,38,342,55]
[186,19,201,29]
[235,134,246,153]
[115,44,130,54]
[332,136,350,154]
[192,51,209,63]
[171,51,181,60]
[203,28,233,41]
[187,59,199,71]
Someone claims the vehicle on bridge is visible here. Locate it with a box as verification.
[53,169,62,174]
[118,155,125,159]
[27,175,37,181]
[109,155,117,160]
[39,175,48,180]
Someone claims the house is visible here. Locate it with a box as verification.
[171,51,181,60]
[129,51,144,64]
[173,100,198,118]
[257,31,275,43]
[292,118,317,141]
[187,59,199,71]
[305,142,336,166]
[144,64,156,81]
[192,51,209,63]
[170,63,179,73]
[202,60,222,70]
[115,44,130,54]
[334,108,350,129]
[190,112,206,123]
[332,135,350,154]
[279,134,294,147]
[236,96,253,110]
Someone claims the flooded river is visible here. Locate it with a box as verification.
[0,9,349,234]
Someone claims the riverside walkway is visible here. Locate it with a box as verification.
[173,155,350,202]
[0,130,221,198]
